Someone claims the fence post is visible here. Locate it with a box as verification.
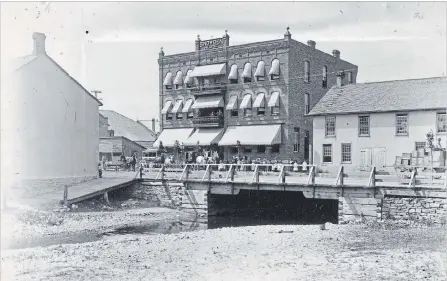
[307,166,315,185]
[368,166,376,187]
[251,165,259,184]
[409,168,417,188]
[278,165,286,184]
[336,166,344,186]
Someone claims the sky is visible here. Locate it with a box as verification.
[1,1,446,123]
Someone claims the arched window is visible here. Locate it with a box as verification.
[240,93,252,116]
[269,59,280,80]
[173,71,183,89]
[228,64,238,84]
[242,63,252,83]
[254,61,265,81]
[253,93,265,116]
[163,72,173,89]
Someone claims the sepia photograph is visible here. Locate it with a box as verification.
[1,1,446,280]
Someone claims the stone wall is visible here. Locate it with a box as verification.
[382,196,446,224]
[338,197,382,223]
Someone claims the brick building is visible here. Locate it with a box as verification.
[154,28,358,162]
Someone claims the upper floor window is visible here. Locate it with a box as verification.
[415,142,426,150]
[269,59,280,80]
[257,145,266,153]
[358,116,370,136]
[322,66,327,88]
[184,70,194,88]
[254,61,265,81]
[173,71,183,89]
[325,116,336,137]
[163,72,173,90]
[304,61,310,82]
[240,94,252,117]
[293,127,300,152]
[437,112,446,133]
[341,143,352,163]
[242,63,252,83]
[322,144,332,163]
[228,64,238,84]
[253,93,265,116]
[269,91,280,116]
[271,144,280,153]
[396,114,408,135]
[304,93,310,115]
[226,95,239,117]
[348,72,353,84]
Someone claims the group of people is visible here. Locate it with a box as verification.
[99,154,139,176]
[216,156,308,172]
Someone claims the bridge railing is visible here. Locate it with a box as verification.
[145,163,446,188]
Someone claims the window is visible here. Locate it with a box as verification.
[396,114,408,135]
[112,152,122,157]
[271,105,280,115]
[325,116,336,137]
[231,109,238,117]
[358,116,370,136]
[243,147,252,153]
[348,72,353,84]
[231,147,238,154]
[341,143,351,163]
[304,61,310,82]
[270,59,280,80]
[187,111,194,119]
[230,79,238,84]
[166,113,173,120]
[244,108,252,117]
[304,93,310,114]
[165,85,172,90]
[257,76,265,82]
[293,127,300,152]
[437,112,446,133]
[322,66,327,88]
[243,77,252,83]
[271,144,280,153]
[176,113,183,120]
[257,146,266,153]
[415,142,426,150]
[257,107,265,116]
[323,144,332,163]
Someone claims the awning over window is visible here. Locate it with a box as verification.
[268,92,280,107]
[268,59,280,76]
[252,93,265,108]
[226,95,238,110]
[183,128,225,146]
[163,72,173,86]
[161,100,173,114]
[254,61,265,77]
[228,64,238,80]
[153,128,195,147]
[182,98,194,113]
[191,95,224,109]
[190,63,226,77]
[171,99,183,114]
[184,70,194,85]
[240,94,252,109]
[218,124,282,146]
[173,71,183,85]
[241,63,252,78]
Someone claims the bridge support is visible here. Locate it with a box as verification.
[103,192,110,204]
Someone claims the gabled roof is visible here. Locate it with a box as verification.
[308,77,447,116]
[99,110,157,142]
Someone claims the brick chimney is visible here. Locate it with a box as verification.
[151,118,156,132]
[332,49,340,59]
[307,40,316,49]
[223,30,230,47]
[336,71,345,87]
[32,32,46,55]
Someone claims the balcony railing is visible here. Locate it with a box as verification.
[192,116,224,127]
[189,83,226,95]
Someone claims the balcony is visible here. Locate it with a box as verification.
[192,116,224,127]
[189,83,226,96]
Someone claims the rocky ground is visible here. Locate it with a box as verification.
[2,217,446,281]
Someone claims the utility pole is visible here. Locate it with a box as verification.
[91,90,103,106]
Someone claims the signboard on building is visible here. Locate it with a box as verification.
[199,38,225,50]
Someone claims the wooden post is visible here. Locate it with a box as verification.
[63,185,68,205]
[103,192,110,204]
[368,166,376,187]
[278,165,286,184]
[251,165,259,184]
[307,166,315,185]
[225,164,233,182]
[180,164,190,181]
[202,164,211,182]
[409,168,417,188]
[336,166,344,186]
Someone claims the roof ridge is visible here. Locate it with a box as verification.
[358,76,447,85]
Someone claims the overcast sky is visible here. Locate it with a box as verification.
[1,1,446,122]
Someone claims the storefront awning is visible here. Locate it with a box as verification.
[252,93,265,108]
[268,59,280,76]
[190,63,226,77]
[228,64,238,80]
[183,128,224,146]
[268,92,280,107]
[191,95,224,109]
[254,61,265,77]
[218,124,282,146]
[226,95,238,110]
[161,100,173,114]
[153,128,195,148]
[173,71,183,85]
[240,94,252,109]
[241,63,252,78]
[171,99,183,114]
[163,72,173,86]
[182,98,194,113]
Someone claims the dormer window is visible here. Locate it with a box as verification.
[163,72,173,90]
[269,59,280,80]
[242,63,252,83]
[254,61,265,81]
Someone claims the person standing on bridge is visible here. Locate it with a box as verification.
[131,153,137,172]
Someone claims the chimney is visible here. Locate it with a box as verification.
[151,118,156,132]
[284,26,292,41]
[332,49,340,59]
[32,32,46,55]
[307,40,316,49]
[336,71,345,87]
[195,34,201,53]
[159,47,164,59]
[223,30,230,47]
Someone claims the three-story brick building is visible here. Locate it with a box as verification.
[154,28,358,162]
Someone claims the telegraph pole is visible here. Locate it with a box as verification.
[91,90,103,106]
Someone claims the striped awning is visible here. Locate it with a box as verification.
[182,98,194,113]
[171,99,183,114]
[173,71,183,85]
[191,95,224,109]
[240,94,252,109]
[268,59,280,76]
[218,124,282,146]
[252,93,265,108]
[226,95,238,110]
[228,64,238,80]
[183,128,224,146]
[191,63,226,77]
[153,128,195,148]
[268,92,280,107]
[241,63,252,78]
[163,72,173,86]
[161,100,173,114]
[254,61,265,77]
